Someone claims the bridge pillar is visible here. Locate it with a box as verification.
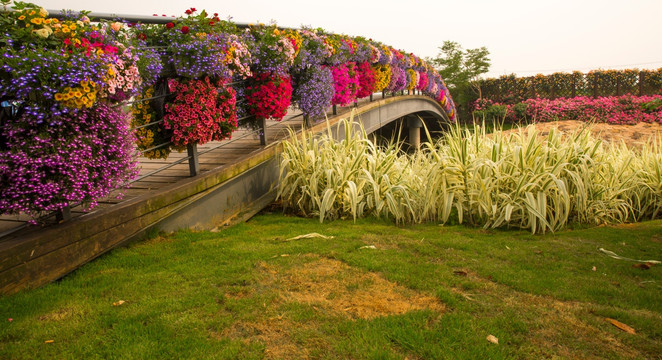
[407,116,423,150]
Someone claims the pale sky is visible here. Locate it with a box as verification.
[33,0,662,78]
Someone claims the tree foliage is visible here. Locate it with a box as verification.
[429,41,490,118]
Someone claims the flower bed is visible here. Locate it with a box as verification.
[473,95,662,124]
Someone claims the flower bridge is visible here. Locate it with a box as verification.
[0,6,455,293]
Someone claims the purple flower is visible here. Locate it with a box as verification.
[293,65,334,120]
[0,104,138,220]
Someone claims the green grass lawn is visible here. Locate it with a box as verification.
[1,213,661,359]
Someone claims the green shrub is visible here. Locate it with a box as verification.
[641,98,662,113]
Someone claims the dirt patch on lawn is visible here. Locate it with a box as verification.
[260,255,444,320]
[503,120,662,148]
[219,255,444,359]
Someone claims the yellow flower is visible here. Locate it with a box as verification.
[54,93,64,101]
[32,28,51,38]
[82,86,90,93]
[39,8,49,17]
[61,26,70,33]
[18,15,25,20]
[29,10,35,16]
[69,24,77,30]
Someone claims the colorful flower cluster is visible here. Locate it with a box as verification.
[0,103,137,220]
[245,72,293,120]
[293,65,334,120]
[53,80,98,109]
[164,77,238,146]
[356,62,376,98]
[331,62,359,106]
[472,95,662,125]
[104,45,143,102]
[0,2,163,220]
[131,85,174,159]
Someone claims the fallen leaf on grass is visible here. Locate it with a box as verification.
[44,340,54,344]
[453,270,468,277]
[486,335,499,344]
[632,262,655,270]
[592,266,597,271]
[534,250,543,254]
[112,300,126,307]
[358,245,377,250]
[606,318,636,334]
[285,233,334,241]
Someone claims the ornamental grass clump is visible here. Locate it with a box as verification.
[278,115,414,224]
[278,115,662,233]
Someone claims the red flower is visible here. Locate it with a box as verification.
[209,21,215,26]
[138,33,146,40]
[166,22,174,29]
[213,13,218,17]
[185,9,192,15]
[190,7,196,12]
[180,26,189,34]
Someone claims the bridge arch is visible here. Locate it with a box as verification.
[333,95,450,142]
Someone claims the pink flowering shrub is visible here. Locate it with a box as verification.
[245,72,293,120]
[416,71,428,91]
[331,62,359,106]
[356,61,376,98]
[164,77,238,146]
[472,95,662,124]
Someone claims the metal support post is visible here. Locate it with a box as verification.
[259,118,268,145]
[187,143,200,176]
[56,206,71,223]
